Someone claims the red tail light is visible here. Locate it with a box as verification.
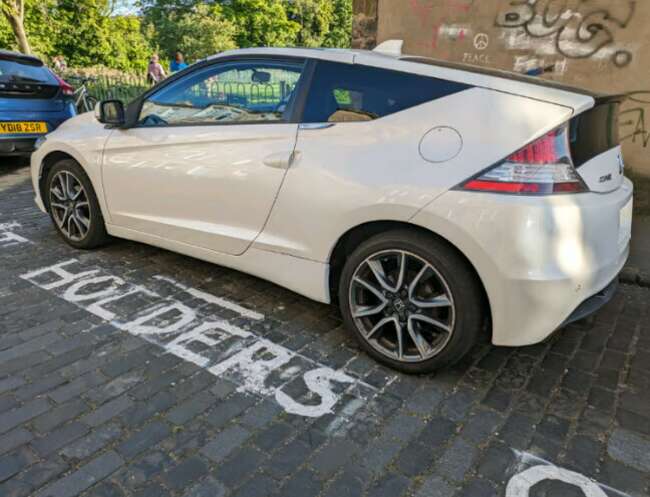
[53,74,74,96]
[460,123,588,195]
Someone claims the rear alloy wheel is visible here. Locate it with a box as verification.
[339,230,484,374]
[46,159,109,249]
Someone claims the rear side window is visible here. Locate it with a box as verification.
[302,61,469,123]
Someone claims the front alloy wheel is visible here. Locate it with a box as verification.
[45,159,109,249]
[49,170,91,242]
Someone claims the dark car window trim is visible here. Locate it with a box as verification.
[124,55,311,130]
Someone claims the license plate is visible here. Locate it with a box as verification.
[0,121,48,135]
[618,198,633,251]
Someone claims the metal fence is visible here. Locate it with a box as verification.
[63,72,150,103]
[62,72,296,107]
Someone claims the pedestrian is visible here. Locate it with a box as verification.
[170,52,188,73]
[147,54,166,85]
[53,55,67,73]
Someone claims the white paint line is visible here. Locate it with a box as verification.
[0,220,29,247]
[153,275,265,321]
[20,259,381,418]
[0,221,21,231]
[510,450,631,497]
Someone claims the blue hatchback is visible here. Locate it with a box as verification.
[0,50,76,159]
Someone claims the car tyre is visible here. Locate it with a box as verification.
[339,229,484,374]
[45,159,109,249]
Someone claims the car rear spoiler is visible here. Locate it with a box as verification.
[594,93,630,105]
[0,51,43,67]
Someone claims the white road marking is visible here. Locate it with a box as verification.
[21,259,379,418]
[508,450,630,497]
[0,220,29,247]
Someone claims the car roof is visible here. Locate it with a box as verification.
[207,46,391,65]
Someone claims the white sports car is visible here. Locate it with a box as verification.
[31,42,633,373]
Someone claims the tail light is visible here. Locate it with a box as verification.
[53,73,74,96]
[460,123,588,195]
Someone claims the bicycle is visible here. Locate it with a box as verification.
[68,77,98,114]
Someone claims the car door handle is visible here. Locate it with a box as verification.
[263,152,293,169]
[299,123,335,130]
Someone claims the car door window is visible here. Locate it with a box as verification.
[302,61,469,123]
[138,60,304,127]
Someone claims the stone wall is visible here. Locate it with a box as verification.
[353,0,650,177]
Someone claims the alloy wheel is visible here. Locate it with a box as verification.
[49,170,91,242]
[349,250,456,363]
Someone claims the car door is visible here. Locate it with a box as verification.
[101,58,306,256]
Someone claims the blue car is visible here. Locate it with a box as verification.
[0,50,76,159]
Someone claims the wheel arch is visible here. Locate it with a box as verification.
[328,220,492,332]
[38,150,104,218]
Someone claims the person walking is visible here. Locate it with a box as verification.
[170,52,188,73]
[53,55,67,73]
[147,54,166,85]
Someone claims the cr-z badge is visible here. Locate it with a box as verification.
[599,173,613,183]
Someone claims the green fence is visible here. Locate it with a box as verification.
[64,73,150,103]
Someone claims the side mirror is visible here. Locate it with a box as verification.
[97,99,125,126]
[252,70,271,84]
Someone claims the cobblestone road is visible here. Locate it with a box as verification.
[0,164,649,497]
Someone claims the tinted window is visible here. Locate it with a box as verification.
[139,60,304,126]
[302,61,470,123]
[0,59,55,84]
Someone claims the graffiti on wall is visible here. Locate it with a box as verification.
[621,91,650,149]
[495,0,636,67]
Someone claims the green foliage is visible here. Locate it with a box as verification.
[221,0,300,48]
[105,15,153,72]
[323,0,353,48]
[1,0,353,72]
[283,0,333,48]
[174,4,237,61]
[1,0,153,72]
[140,2,236,62]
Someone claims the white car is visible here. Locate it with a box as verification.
[30,42,633,373]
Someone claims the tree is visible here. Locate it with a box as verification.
[1,0,31,53]
[323,0,352,48]
[175,4,236,61]
[283,0,333,48]
[221,0,300,48]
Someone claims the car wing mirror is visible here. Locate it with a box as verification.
[97,99,126,127]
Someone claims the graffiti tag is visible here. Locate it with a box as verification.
[496,0,636,67]
[620,91,650,148]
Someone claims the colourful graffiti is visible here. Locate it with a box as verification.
[495,0,636,67]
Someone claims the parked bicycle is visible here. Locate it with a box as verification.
[68,77,98,114]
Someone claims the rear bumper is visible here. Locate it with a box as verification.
[0,104,76,157]
[412,178,634,346]
[0,136,40,156]
[561,277,619,327]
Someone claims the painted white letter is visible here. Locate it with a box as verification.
[275,367,355,418]
[21,259,98,290]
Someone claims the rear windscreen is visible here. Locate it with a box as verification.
[570,102,620,167]
[0,59,56,84]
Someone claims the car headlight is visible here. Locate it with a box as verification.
[34,136,47,150]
